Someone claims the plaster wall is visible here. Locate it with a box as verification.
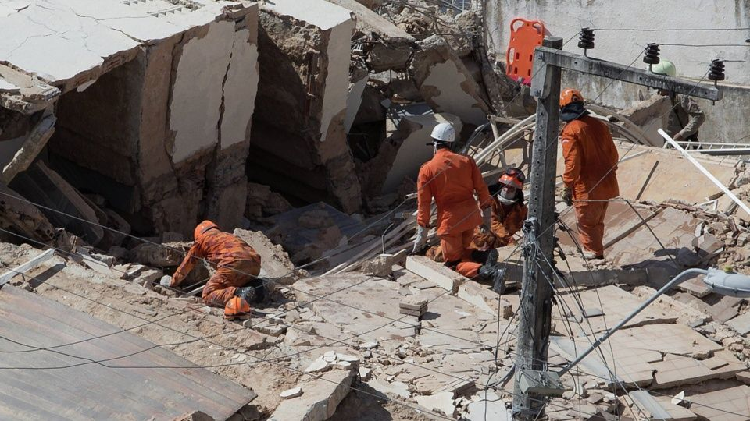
[421,60,488,125]
[487,0,750,84]
[345,77,369,133]
[562,71,750,144]
[170,21,234,163]
[321,20,356,141]
[382,113,462,193]
[221,29,260,149]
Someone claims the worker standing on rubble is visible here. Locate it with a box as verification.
[472,168,529,249]
[413,122,507,291]
[559,89,620,260]
[169,220,265,319]
[652,60,705,149]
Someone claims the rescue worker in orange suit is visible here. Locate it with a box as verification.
[472,168,529,250]
[413,122,507,292]
[169,221,266,319]
[559,89,620,260]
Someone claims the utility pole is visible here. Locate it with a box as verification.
[507,36,722,419]
[512,36,563,420]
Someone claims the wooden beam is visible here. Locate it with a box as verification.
[532,47,723,101]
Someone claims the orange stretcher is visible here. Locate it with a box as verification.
[505,18,546,85]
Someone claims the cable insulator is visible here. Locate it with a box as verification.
[643,43,660,65]
[709,59,725,81]
[578,27,595,51]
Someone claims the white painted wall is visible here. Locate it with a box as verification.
[221,29,260,149]
[321,19,356,141]
[170,21,234,163]
[487,0,750,85]
[382,113,462,193]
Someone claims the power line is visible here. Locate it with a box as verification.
[591,27,750,32]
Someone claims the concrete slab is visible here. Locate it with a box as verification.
[0,0,244,92]
[294,274,419,342]
[726,311,750,335]
[652,351,745,389]
[406,255,466,293]
[557,285,678,335]
[268,368,354,421]
[687,385,750,421]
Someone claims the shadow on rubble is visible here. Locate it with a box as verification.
[328,383,393,421]
[27,263,65,289]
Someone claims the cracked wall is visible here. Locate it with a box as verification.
[248,0,362,213]
[47,5,260,236]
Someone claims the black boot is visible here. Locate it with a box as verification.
[472,248,499,267]
[491,267,507,295]
[476,265,507,295]
[234,286,256,303]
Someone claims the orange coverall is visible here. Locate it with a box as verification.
[561,115,620,256]
[172,229,261,308]
[417,148,491,278]
[428,199,528,260]
[473,199,528,249]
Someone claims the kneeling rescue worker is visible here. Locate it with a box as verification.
[559,89,620,260]
[413,122,507,292]
[170,221,266,319]
[472,168,528,250]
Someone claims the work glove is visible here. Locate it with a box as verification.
[160,275,172,288]
[480,207,492,233]
[561,186,573,206]
[412,225,427,255]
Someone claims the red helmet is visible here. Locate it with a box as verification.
[498,168,525,190]
[194,220,219,241]
[560,88,584,108]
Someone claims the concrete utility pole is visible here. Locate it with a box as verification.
[510,38,722,420]
[512,36,563,420]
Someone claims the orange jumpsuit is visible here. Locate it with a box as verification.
[561,115,620,256]
[172,229,261,307]
[429,199,528,260]
[473,199,528,249]
[417,148,491,278]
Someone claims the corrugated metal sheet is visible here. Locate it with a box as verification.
[0,286,255,420]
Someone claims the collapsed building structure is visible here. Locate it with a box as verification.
[2,0,750,420]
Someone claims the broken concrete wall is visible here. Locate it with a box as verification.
[46,4,261,236]
[411,36,491,126]
[10,162,104,246]
[560,71,750,145]
[249,0,362,214]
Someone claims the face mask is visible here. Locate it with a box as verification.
[497,186,517,205]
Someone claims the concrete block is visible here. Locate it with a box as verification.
[411,35,491,125]
[269,368,354,421]
[727,311,750,335]
[405,255,465,293]
[280,386,302,399]
[677,276,712,298]
[457,282,512,318]
[415,391,456,417]
[250,0,362,213]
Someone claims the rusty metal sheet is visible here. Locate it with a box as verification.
[0,286,255,420]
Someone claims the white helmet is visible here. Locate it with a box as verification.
[430,122,456,143]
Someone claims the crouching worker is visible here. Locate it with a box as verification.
[472,168,528,250]
[170,220,266,319]
[414,122,507,292]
